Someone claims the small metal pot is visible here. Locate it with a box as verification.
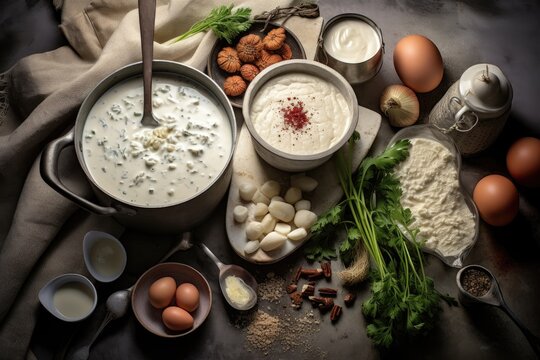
[40,61,237,234]
[317,13,384,84]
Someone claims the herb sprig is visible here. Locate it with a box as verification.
[168,5,252,44]
[308,134,456,347]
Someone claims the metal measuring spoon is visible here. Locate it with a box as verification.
[138,0,159,128]
[200,243,258,311]
[69,233,193,360]
[456,264,540,357]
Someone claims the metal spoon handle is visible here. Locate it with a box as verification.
[200,243,224,270]
[68,311,116,360]
[500,302,540,357]
[160,232,193,263]
[91,310,116,345]
[139,0,156,122]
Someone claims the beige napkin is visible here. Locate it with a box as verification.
[0,0,322,358]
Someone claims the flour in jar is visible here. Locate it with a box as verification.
[82,75,232,207]
[394,138,475,257]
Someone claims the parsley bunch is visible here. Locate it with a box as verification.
[168,5,252,44]
[307,134,455,347]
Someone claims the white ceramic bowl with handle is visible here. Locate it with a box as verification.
[242,59,359,172]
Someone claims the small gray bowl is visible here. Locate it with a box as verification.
[242,59,359,172]
[83,230,127,283]
[38,273,97,322]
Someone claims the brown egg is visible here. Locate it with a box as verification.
[162,306,194,331]
[506,137,540,187]
[473,175,519,226]
[175,283,200,312]
[148,277,176,309]
[393,34,444,93]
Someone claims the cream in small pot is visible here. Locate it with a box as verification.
[82,75,232,208]
[323,19,380,63]
[249,73,352,156]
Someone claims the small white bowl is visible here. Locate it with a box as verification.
[242,59,359,172]
[38,273,97,322]
[83,231,127,282]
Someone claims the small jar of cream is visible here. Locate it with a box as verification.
[318,13,384,84]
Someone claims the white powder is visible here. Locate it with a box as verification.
[394,138,475,257]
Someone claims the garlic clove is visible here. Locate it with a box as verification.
[380,85,420,127]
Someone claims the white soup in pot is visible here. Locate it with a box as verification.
[81,74,233,208]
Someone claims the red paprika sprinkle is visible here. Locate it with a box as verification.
[281,98,309,130]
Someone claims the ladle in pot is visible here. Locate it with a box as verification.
[456,264,540,357]
[138,0,160,128]
[200,243,258,311]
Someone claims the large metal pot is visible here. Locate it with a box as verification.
[40,60,237,234]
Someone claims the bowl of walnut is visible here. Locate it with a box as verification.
[207,21,306,108]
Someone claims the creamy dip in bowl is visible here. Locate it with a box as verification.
[243,60,358,172]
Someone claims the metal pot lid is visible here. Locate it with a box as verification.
[459,63,512,118]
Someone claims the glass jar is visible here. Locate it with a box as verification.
[428,64,512,156]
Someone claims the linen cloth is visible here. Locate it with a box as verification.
[0,0,323,358]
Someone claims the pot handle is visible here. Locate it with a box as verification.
[40,129,134,216]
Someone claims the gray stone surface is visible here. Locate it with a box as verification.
[2,0,539,359]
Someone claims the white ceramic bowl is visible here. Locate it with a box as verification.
[242,59,359,172]
[38,273,97,322]
[83,230,127,282]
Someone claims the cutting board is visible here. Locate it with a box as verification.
[225,106,382,264]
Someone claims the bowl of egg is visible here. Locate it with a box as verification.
[131,263,211,337]
[242,59,359,172]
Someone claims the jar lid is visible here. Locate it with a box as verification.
[459,64,512,117]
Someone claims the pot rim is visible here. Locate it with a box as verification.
[74,60,237,209]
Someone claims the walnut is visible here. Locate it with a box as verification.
[274,43,292,60]
[240,64,260,82]
[223,75,247,97]
[217,47,241,73]
[263,27,286,50]
[255,50,282,70]
[236,34,263,63]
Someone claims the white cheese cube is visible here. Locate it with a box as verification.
[284,187,302,204]
[260,180,281,198]
[233,205,248,223]
[260,231,287,251]
[246,221,263,240]
[261,213,277,234]
[244,240,260,254]
[290,175,318,192]
[287,227,308,241]
[271,196,285,203]
[295,199,311,211]
[253,203,269,218]
[293,210,318,230]
[268,201,295,222]
[252,189,270,205]
[274,223,292,235]
[239,183,257,202]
